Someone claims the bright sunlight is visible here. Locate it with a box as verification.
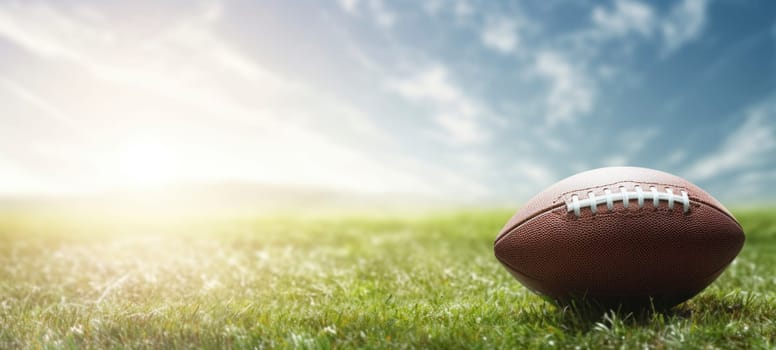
[116,136,178,187]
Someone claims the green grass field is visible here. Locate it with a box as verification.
[1,208,775,349]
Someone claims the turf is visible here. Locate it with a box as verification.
[1,208,775,349]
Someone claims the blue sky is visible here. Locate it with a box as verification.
[0,0,775,203]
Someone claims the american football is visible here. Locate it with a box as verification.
[4,1,776,348]
[494,166,746,308]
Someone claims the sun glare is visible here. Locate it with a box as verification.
[117,138,178,187]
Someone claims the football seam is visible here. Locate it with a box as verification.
[495,184,741,245]
[551,180,741,227]
[495,197,738,247]
[494,202,567,245]
[550,180,689,205]
[495,180,687,244]
[692,199,743,229]
[564,186,690,217]
[552,200,701,219]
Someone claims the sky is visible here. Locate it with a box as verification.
[0,0,775,204]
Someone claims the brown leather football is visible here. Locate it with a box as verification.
[494,166,745,309]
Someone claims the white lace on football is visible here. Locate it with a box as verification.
[566,186,689,217]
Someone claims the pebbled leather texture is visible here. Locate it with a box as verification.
[494,166,745,307]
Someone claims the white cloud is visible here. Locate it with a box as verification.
[508,160,558,199]
[570,161,592,174]
[422,0,444,16]
[0,2,476,197]
[338,0,360,15]
[684,101,776,181]
[338,0,395,29]
[534,51,595,126]
[738,170,776,185]
[620,127,659,154]
[585,0,708,56]
[434,114,488,145]
[661,0,708,55]
[603,155,629,167]
[389,65,460,103]
[0,77,81,129]
[665,149,687,167]
[734,170,776,201]
[368,0,395,28]
[722,168,776,202]
[388,64,492,145]
[481,17,519,53]
[592,0,655,37]
[454,1,474,18]
[0,2,113,60]
[599,128,658,167]
[519,162,556,185]
[337,0,400,29]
